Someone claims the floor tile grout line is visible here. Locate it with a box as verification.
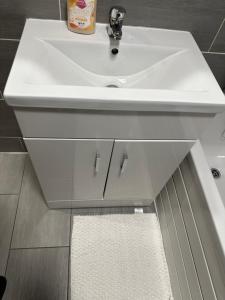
[10,246,70,251]
[202,50,225,55]
[59,0,62,20]
[0,38,20,42]
[4,156,27,276]
[0,152,27,156]
[0,193,21,196]
[208,18,225,52]
[0,137,25,140]
[67,208,72,300]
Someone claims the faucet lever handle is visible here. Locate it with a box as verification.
[110,6,126,24]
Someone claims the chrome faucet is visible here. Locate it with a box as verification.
[107,6,126,40]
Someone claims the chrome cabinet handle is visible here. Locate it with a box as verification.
[120,154,128,175]
[94,153,101,174]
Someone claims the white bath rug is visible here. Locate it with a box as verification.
[71,213,173,300]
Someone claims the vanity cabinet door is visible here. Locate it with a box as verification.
[24,138,113,202]
[104,140,194,201]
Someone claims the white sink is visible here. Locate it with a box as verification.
[4,19,225,112]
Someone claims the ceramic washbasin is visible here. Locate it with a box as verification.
[4,19,225,112]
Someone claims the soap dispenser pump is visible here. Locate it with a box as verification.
[67,0,97,34]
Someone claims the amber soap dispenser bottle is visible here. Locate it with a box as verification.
[67,0,97,34]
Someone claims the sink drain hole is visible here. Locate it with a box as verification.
[105,84,119,88]
[211,168,221,179]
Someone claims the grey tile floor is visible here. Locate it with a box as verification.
[0,152,154,300]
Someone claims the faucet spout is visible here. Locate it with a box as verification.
[107,6,126,40]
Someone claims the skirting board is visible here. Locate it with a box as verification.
[47,199,153,209]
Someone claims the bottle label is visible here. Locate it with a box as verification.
[68,0,95,30]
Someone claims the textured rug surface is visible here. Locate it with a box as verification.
[71,213,173,300]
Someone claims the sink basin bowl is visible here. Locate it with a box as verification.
[4,19,225,112]
[30,39,181,89]
[25,39,201,91]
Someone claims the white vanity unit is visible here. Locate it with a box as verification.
[4,19,225,208]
